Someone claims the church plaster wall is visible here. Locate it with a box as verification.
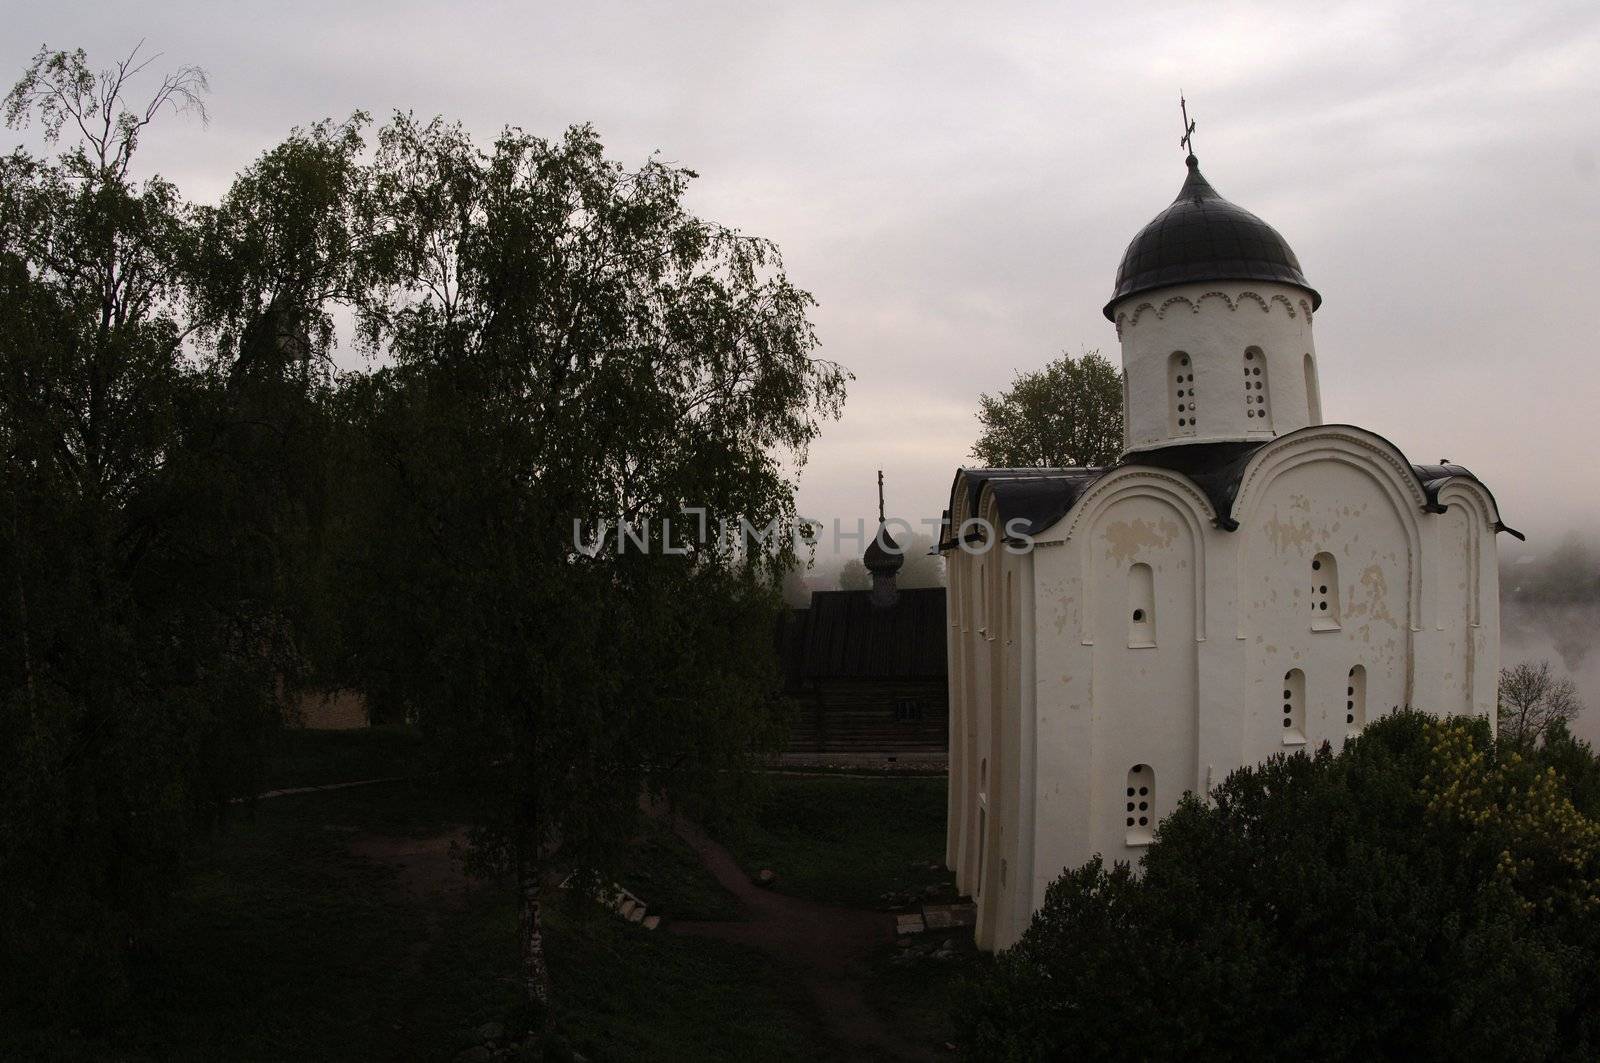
[1113,281,1320,453]
[949,427,1504,952]
[1232,439,1419,759]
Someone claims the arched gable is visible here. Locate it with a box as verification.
[1432,477,1501,530]
[1232,427,1427,630]
[1054,467,1214,644]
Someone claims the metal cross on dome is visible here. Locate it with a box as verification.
[1179,94,1197,157]
[877,469,885,524]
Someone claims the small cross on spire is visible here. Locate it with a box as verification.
[1179,93,1197,159]
[876,469,885,524]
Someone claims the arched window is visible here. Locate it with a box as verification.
[1169,351,1196,434]
[1303,352,1322,423]
[1347,665,1367,731]
[1282,668,1306,742]
[1128,563,1156,647]
[1125,764,1154,844]
[1312,552,1341,630]
[1244,347,1271,428]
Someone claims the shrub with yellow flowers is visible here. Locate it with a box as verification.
[1421,716,1600,918]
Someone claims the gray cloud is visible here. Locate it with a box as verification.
[8,0,1597,544]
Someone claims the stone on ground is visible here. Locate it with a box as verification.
[921,902,976,930]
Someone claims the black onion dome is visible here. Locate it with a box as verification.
[863,523,903,572]
[1103,155,1319,321]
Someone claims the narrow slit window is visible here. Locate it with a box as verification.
[1169,351,1196,434]
[1311,552,1341,630]
[1282,668,1306,743]
[1128,563,1156,646]
[1347,665,1367,731]
[1244,347,1271,427]
[1125,764,1154,844]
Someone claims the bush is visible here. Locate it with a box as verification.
[957,712,1600,1061]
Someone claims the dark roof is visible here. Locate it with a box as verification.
[1104,155,1319,320]
[863,522,904,572]
[942,428,1517,543]
[781,587,947,681]
[1412,462,1525,540]
[1132,440,1266,529]
[956,468,1107,541]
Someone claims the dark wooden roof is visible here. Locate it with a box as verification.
[780,587,948,681]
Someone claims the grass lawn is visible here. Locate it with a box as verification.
[11,733,835,1061]
[260,724,436,791]
[864,938,977,1053]
[9,733,964,1060]
[617,817,742,921]
[701,774,954,909]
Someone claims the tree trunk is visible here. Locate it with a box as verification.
[518,849,553,1030]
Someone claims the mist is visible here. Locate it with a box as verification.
[1501,532,1600,741]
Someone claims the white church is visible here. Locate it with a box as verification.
[940,148,1521,952]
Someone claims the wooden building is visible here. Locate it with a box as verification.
[779,487,949,758]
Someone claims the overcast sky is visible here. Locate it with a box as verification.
[8,1,1598,551]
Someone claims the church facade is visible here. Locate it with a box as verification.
[941,152,1520,952]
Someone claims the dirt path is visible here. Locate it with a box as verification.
[350,826,473,901]
[322,779,940,1058]
[657,811,939,1061]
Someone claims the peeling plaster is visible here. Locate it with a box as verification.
[1264,512,1315,552]
[1101,517,1180,564]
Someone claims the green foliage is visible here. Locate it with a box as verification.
[0,46,299,1014]
[321,115,848,920]
[970,349,1123,468]
[958,712,1600,1061]
[2,39,849,1028]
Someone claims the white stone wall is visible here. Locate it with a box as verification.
[946,427,1505,952]
[1111,281,1321,453]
